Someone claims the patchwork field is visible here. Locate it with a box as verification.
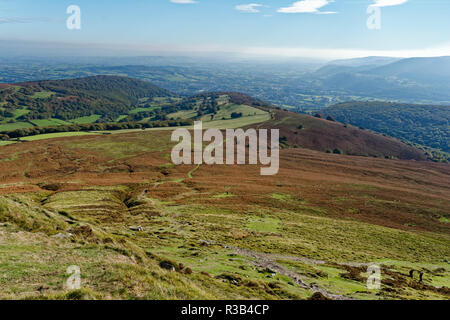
[0,128,448,300]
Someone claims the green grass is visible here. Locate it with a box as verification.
[204,104,267,122]
[20,132,101,141]
[115,115,128,122]
[0,141,16,146]
[246,216,281,233]
[271,193,292,201]
[0,122,34,131]
[31,91,54,99]
[0,174,448,300]
[188,164,201,179]
[439,217,450,223]
[66,132,173,160]
[69,115,102,124]
[129,106,160,114]
[168,104,268,124]
[30,119,71,127]
[167,109,198,120]
[0,191,310,300]
[12,109,30,119]
[203,113,270,129]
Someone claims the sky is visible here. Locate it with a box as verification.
[0,0,449,60]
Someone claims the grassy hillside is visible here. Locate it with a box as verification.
[0,76,271,141]
[323,101,450,156]
[0,129,448,300]
[253,109,428,161]
[0,76,432,163]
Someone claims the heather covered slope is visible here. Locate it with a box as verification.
[253,109,428,161]
[0,129,449,300]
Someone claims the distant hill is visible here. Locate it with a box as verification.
[323,101,450,156]
[0,76,174,121]
[370,56,450,84]
[250,109,428,161]
[314,56,450,103]
[315,56,400,76]
[326,56,401,68]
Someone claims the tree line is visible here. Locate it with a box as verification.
[0,119,194,140]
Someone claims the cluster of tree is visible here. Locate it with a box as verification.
[120,110,171,123]
[1,76,175,122]
[0,109,15,119]
[1,119,194,139]
[221,92,269,108]
[324,101,450,152]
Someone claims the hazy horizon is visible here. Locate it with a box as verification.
[1,0,449,60]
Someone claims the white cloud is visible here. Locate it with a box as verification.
[277,0,336,14]
[235,4,264,13]
[371,0,408,7]
[170,0,198,4]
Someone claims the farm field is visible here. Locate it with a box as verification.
[29,119,71,127]
[0,121,34,131]
[20,131,103,141]
[0,128,448,300]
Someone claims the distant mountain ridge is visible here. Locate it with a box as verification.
[314,56,450,103]
[325,56,400,67]
[370,56,450,83]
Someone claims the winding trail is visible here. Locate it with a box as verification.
[188,164,201,179]
[223,245,354,300]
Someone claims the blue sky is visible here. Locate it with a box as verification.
[0,0,449,59]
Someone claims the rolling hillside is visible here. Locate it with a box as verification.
[0,76,448,300]
[0,75,175,123]
[0,128,448,300]
[253,109,428,161]
[0,75,431,162]
[0,76,273,137]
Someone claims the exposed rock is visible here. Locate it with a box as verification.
[159,261,176,271]
[308,292,331,300]
[52,232,73,239]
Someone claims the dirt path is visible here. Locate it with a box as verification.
[223,245,354,300]
[188,164,201,179]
